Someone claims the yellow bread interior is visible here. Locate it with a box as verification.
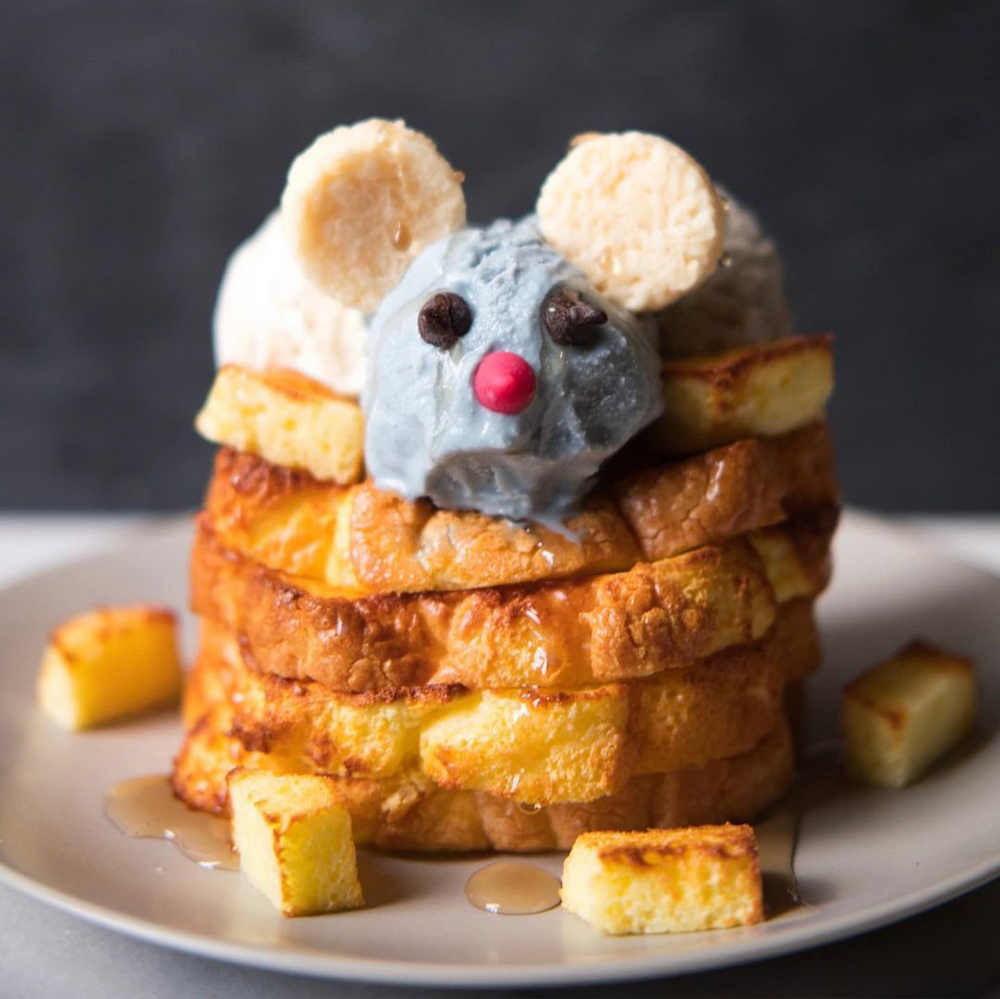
[649,334,833,454]
[37,605,181,730]
[186,597,815,806]
[196,366,365,486]
[561,825,763,934]
[228,769,363,916]
[842,640,975,787]
[175,702,795,853]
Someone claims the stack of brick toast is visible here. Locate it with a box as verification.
[174,331,837,852]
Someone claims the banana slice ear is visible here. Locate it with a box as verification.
[281,119,466,313]
[537,132,726,312]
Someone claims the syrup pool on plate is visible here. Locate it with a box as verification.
[754,804,805,917]
[105,775,238,871]
[465,860,561,915]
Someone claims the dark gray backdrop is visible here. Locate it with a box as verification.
[3,0,998,511]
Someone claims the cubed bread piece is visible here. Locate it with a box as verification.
[228,770,363,916]
[195,366,365,485]
[842,640,975,787]
[649,335,834,454]
[37,605,182,729]
[561,825,763,934]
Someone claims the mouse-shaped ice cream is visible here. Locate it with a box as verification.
[361,216,665,522]
[280,120,727,522]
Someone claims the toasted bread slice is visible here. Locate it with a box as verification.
[37,605,181,729]
[185,596,819,724]
[615,423,837,564]
[192,511,832,691]
[173,703,794,852]
[195,366,365,486]
[202,448,635,593]
[842,640,975,787]
[195,336,831,488]
[182,610,807,804]
[648,334,833,454]
[561,825,763,934]
[202,422,836,594]
[228,769,363,916]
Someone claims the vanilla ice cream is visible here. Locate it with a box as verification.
[212,212,367,397]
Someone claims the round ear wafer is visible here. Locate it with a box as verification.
[281,119,466,312]
[537,131,726,312]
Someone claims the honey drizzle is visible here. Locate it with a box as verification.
[755,743,843,917]
[465,860,561,915]
[755,803,805,916]
[105,775,238,871]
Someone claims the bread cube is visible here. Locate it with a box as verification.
[842,640,975,787]
[561,826,763,934]
[650,334,833,454]
[228,770,363,917]
[37,605,182,729]
[195,365,365,485]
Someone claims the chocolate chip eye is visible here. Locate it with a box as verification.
[418,292,472,349]
[540,287,607,346]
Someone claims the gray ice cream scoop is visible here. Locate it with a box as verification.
[362,217,663,524]
[654,191,792,357]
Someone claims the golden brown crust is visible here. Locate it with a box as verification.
[171,704,794,851]
[191,513,832,692]
[201,422,836,594]
[195,366,366,486]
[660,333,832,389]
[345,484,639,593]
[613,422,838,562]
[239,367,354,405]
[180,604,814,803]
[186,596,819,720]
[182,631,237,729]
[586,824,758,865]
[49,605,177,659]
[648,334,834,454]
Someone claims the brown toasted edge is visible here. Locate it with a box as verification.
[660,333,833,388]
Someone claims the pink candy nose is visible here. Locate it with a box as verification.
[473,351,536,414]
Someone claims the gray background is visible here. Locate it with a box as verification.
[2,0,998,511]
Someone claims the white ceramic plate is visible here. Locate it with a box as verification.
[0,510,997,988]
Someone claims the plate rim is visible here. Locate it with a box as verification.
[1,850,997,988]
[1,508,999,987]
